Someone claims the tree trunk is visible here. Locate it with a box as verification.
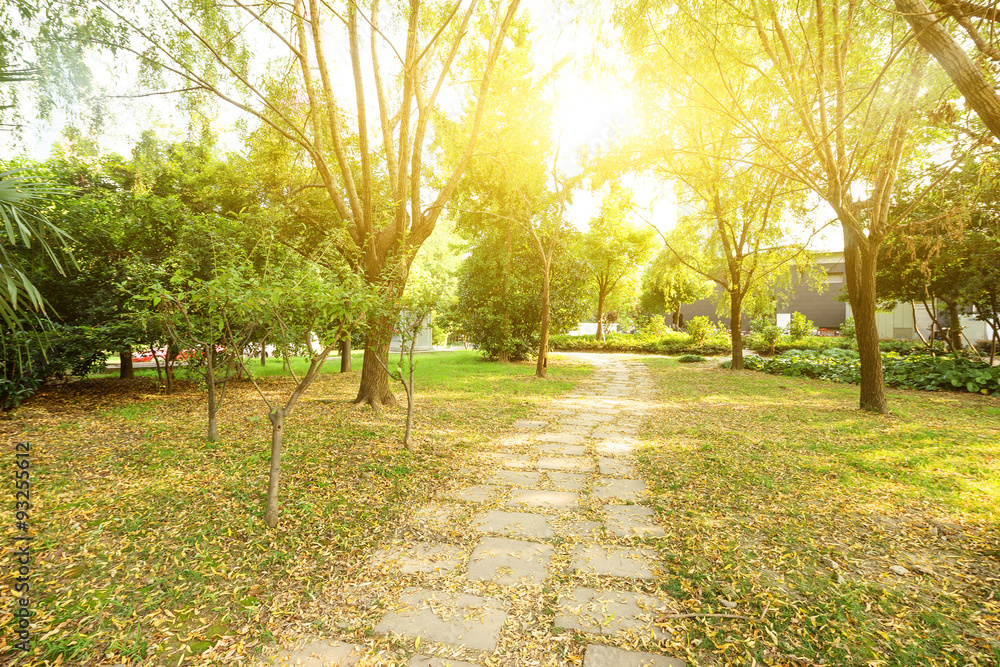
[206,343,219,442]
[498,220,514,363]
[896,0,1000,141]
[729,291,745,370]
[119,347,134,379]
[911,301,930,346]
[947,300,963,349]
[403,338,417,452]
[341,336,352,372]
[264,407,285,528]
[844,231,889,414]
[595,288,607,342]
[150,348,163,383]
[354,312,397,409]
[164,349,176,395]
[536,260,551,379]
[260,342,267,366]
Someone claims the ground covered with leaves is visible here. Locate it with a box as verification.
[0,352,591,666]
[638,357,1000,666]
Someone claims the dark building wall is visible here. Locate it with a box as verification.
[673,254,849,331]
[785,257,849,330]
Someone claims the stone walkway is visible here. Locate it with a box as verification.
[267,355,685,667]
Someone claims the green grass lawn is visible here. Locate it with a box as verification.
[638,358,1000,666]
[0,351,591,666]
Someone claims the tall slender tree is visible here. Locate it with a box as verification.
[81,0,522,408]
[620,0,941,411]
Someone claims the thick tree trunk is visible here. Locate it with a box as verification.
[595,288,607,342]
[119,347,134,379]
[341,336,352,372]
[355,312,397,408]
[264,407,285,528]
[536,262,551,379]
[947,300,963,349]
[260,342,267,366]
[730,291,745,370]
[844,231,889,414]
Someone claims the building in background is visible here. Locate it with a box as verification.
[674,252,997,343]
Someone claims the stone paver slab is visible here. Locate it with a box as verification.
[597,458,635,477]
[592,429,637,440]
[408,657,484,667]
[374,588,507,652]
[537,433,586,445]
[513,420,547,430]
[604,505,665,538]
[592,478,647,502]
[569,545,657,579]
[582,645,684,667]
[539,443,587,456]
[491,470,541,487]
[483,453,535,470]
[577,412,616,422]
[445,484,496,504]
[546,472,588,491]
[506,489,580,510]
[472,510,555,540]
[267,640,365,666]
[373,543,464,577]
[537,457,594,472]
[561,519,603,538]
[412,504,467,532]
[553,587,670,640]
[468,537,553,585]
[596,442,637,457]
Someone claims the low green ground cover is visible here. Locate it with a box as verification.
[0,352,592,666]
[744,348,1000,396]
[639,358,999,666]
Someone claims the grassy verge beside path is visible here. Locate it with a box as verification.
[0,352,592,666]
[638,358,999,666]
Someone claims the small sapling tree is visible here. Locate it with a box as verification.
[227,253,375,528]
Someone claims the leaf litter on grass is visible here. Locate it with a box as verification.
[0,353,592,666]
[637,358,1000,666]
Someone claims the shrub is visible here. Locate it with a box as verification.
[2,325,108,410]
[685,316,716,344]
[640,314,668,338]
[678,354,707,363]
[840,316,856,340]
[549,332,731,356]
[788,311,814,340]
[748,316,782,355]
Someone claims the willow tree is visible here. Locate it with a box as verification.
[619,3,814,371]
[621,0,941,411]
[447,28,580,377]
[896,0,1000,139]
[89,0,522,407]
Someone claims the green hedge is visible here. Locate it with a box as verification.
[549,333,731,356]
[2,325,109,410]
[744,348,1000,396]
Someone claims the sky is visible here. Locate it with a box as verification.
[4,0,842,251]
